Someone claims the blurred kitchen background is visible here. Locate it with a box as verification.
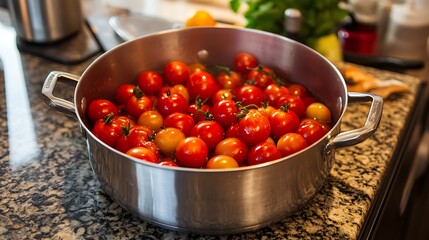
[0,0,428,239]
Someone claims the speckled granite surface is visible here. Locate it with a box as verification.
[0,27,423,240]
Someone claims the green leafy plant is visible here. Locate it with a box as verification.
[230,0,348,46]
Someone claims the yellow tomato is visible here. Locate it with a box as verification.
[154,128,185,157]
[185,10,216,27]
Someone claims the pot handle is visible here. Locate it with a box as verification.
[42,71,79,116]
[327,92,383,149]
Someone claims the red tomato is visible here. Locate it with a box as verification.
[159,160,179,167]
[234,85,265,107]
[216,69,242,90]
[137,70,163,95]
[175,137,208,168]
[111,115,135,129]
[214,137,248,165]
[233,52,258,74]
[163,112,195,136]
[288,83,308,98]
[211,89,234,104]
[92,115,123,147]
[126,147,158,163]
[126,88,153,118]
[115,84,136,104]
[87,99,119,123]
[276,95,306,117]
[276,132,308,157]
[296,119,326,145]
[190,120,224,152]
[225,123,240,138]
[115,125,150,153]
[206,155,239,169]
[269,109,300,140]
[186,71,219,102]
[247,142,281,166]
[139,140,161,159]
[163,60,190,85]
[264,83,290,106]
[157,91,188,117]
[154,127,185,157]
[186,97,212,122]
[246,66,275,89]
[211,99,240,128]
[238,110,271,146]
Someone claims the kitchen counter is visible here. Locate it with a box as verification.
[0,4,425,240]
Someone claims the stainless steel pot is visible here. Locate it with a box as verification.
[8,0,82,43]
[42,27,383,234]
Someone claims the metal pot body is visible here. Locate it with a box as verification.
[42,27,383,234]
[8,0,82,43]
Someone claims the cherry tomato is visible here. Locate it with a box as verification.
[305,102,332,124]
[211,99,240,128]
[159,160,179,167]
[139,140,161,159]
[126,88,153,118]
[171,84,190,103]
[114,84,135,104]
[225,123,240,138]
[233,52,258,74]
[163,60,190,85]
[154,127,185,157]
[257,104,277,119]
[188,63,206,74]
[115,125,150,153]
[211,89,234,104]
[186,97,212,122]
[296,119,326,145]
[126,147,158,163]
[234,85,265,107]
[137,70,163,95]
[175,137,208,168]
[216,69,242,90]
[277,132,308,157]
[206,155,239,169]
[214,137,248,165]
[264,83,290,106]
[190,120,224,152]
[238,110,271,146]
[276,95,306,117]
[111,115,135,129]
[137,110,164,132]
[87,99,119,123]
[247,142,281,166]
[269,109,300,140]
[288,83,308,98]
[246,66,275,89]
[157,90,188,117]
[92,114,123,147]
[186,71,219,102]
[163,112,195,136]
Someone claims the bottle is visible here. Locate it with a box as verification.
[283,8,303,43]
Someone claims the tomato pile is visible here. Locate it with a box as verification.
[87,52,333,169]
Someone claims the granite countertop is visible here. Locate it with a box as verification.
[0,10,424,240]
